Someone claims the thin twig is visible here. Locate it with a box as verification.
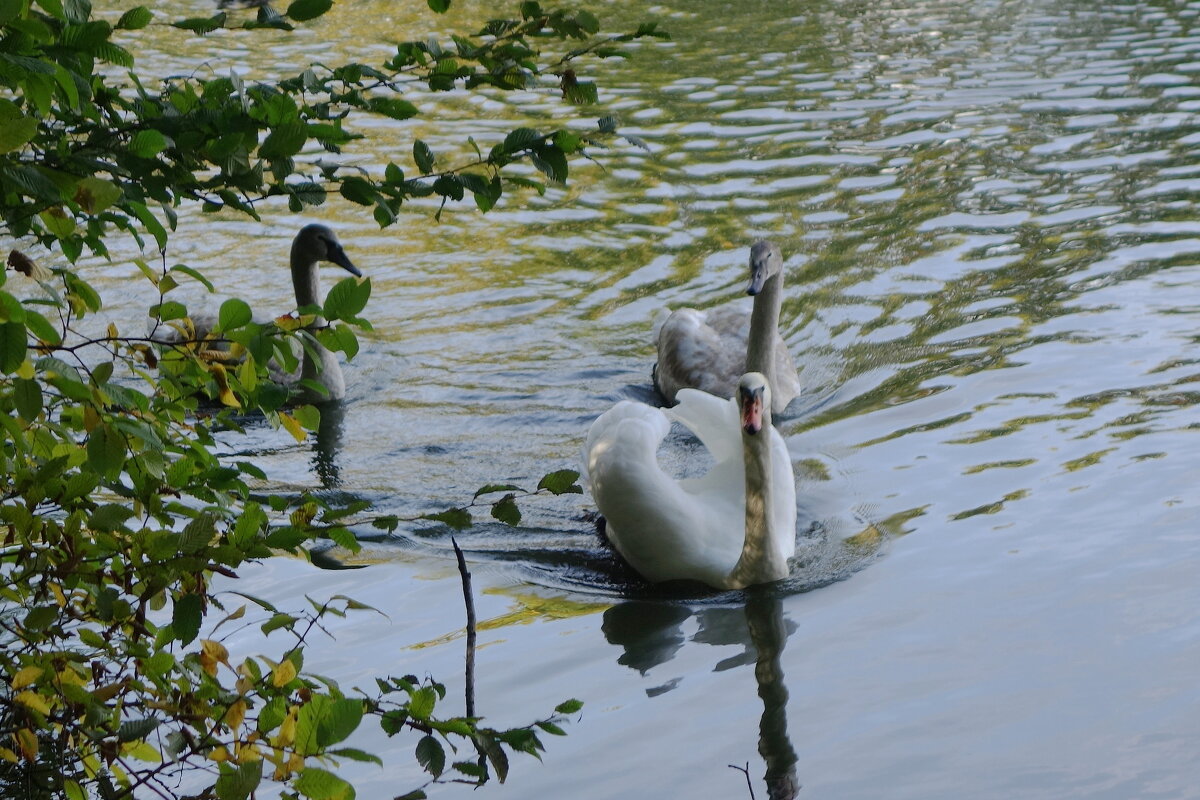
[451,537,476,720]
[729,762,756,800]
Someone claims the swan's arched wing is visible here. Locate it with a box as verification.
[666,388,741,465]
[585,401,736,585]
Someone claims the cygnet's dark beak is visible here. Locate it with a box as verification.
[327,242,361,277]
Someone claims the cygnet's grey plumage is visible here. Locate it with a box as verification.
[150,223,361,403]
[653,240,801,415]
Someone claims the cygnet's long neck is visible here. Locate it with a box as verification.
[289,244,337,393]
[727,413,788,590]
[290,245,326,326]
[746,270,782,394]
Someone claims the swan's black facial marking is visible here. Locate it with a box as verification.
[320,236,361,277]
[739,384,765,435]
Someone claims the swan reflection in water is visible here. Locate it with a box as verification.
[311,398,347,488]
[602,589,800,799]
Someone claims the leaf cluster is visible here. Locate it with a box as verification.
[0,0,654,797]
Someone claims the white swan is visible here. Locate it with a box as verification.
[150,224,361,402]
[653,240,802,415]
[586,373,797,590]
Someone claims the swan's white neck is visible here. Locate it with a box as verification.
[746,270,782,395]
[727,413,788,589]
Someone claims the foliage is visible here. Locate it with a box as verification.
[0,0,661,797]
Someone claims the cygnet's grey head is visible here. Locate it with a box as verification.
[736,372,772,435]
[746,240,783,296]
[293,224,361,277]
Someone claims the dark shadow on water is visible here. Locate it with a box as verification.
[379,511,883,602]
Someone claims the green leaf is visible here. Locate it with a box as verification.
[413,140,434,175]
[537,469,582,495]
[23,605,57,631]
[287,0,332,22]
[474,483,523,498]
[408,686,437,720]
[415,735,445,777]
[116,6,152,29]
[554,698,583,714]
[339,177,378,207]
[260,120,307,159]
[422,508,471,529]
[502,127,541,154]
[90,503,134,532]
[327,747,383,766]
[367,98,418,121]
[563,80,598,105]
[317,699,364,747]
[531,144,568,183]
[294,767,354,800]
[117,718,160,742]
[40,208,75,238]
[86,423,125,478]
[261,613,299,634]
[0,321,26,373]
[74,177,122,215]
[130,129,169,158]
[14,378,42,420]
[426,0,449,11]
[172,593,202,646]
[172,12,226,34]
[0,103,37,155]
[24,311,61,345]
[322,276,370,321]
[215,760,263,800]
[536,720,566,736]
[219,298,253,331]
[477,732,509,782]
[490,495,521,526]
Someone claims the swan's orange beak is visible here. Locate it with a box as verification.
[740,386,764,435]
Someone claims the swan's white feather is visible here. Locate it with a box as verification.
[586,389,797,589]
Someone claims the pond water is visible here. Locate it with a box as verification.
[103,0,1200,796]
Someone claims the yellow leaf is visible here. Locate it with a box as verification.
[274,313,303,332]
[49,582,66,607]
[56,667,85,686]
[199,638,229,676]
[225,699,247,731]
[234,740,261,763]
[15,690,51,715]
[279,412,305,443]
[0,747,17,764]
[275,707,297,747]
[209,363,241,409]
[121,740,161,763]
[16,359,34,379]
[16,729,37,761]
[208,746,230,763]
[271,660,297,688]
[83,405,100,433]
[11,666,42,690]
[134,257,160,287]
[106,322,119,339]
